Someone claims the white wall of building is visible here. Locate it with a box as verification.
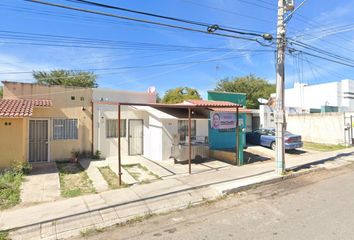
[286,112,347,145]
[92,88,156,159]
[93,89,209,161]
[284,79,354,111]
[93,105,149,159]
[92,88,156,104]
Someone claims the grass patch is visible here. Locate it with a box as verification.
[0,231,9,240]
[98,166,128,189]
[122,164,141,181]
[123,164,160,183]
[303,141,348,152]
[0,170,23,210]
[80,227,104,238]
[56,162,95,198]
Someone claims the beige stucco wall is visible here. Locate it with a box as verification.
[0,118,27,169]
[3,82,93,161]
[287,112,346,145]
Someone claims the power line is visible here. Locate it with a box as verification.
[289,48,354,68]
[0,30,276,52]
[0,51,273,75]
[235,0,276,11]
[288,39,354,64]
[67,0,265,38]
[180,0,274,24]
[26,0,269,44]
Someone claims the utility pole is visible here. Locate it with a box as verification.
[275,0,287,175]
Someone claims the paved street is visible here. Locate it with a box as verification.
[79,163,354,240]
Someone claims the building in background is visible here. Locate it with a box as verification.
[258,79,354,145]
[285,79,354,112]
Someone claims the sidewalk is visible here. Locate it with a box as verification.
[2,148,354,240]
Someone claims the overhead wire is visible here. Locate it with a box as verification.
[288,39,354,64]
[0,30,276,52]
[67,0,265,38]
[25,0,269,44]
[0,51,274,75]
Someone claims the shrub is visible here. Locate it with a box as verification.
[92,150,101,160]
[11,160,32,175]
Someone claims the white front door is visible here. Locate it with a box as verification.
[128,119,143,155]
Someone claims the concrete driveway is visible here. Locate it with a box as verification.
[20,163,61,206]
[244,145,319,164]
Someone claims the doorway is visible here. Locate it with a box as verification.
[29,119,49,162]
[128,119,144,155]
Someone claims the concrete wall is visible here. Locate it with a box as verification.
[3,82,93,161]
[287,112,346,145]
[0,118,27,169]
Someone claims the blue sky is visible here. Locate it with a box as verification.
[0,0,353,98]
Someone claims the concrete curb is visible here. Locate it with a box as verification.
[6,152,353,240]
[222,166,326,195]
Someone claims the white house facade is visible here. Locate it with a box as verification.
[285,79,354,112]
[92,88,209,161]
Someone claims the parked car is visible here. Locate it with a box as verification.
[246,128,303,150]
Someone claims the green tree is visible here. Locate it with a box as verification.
[0,86,3,98]
[215,74,275,109]
[33,70,98,88]
[162,87,201,104]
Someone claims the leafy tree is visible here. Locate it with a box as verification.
[162,87,201,104]
[215,74,275,109]
[33,70,98,88]
[0,86,2,98]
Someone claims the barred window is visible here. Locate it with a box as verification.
[53,119,78,140]
[106,119,126,138]
[178,120,196,142]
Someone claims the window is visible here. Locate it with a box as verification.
[71,96,75,100]
[106,119,126,138]
[53,119,78,140]
[178,120,196,142]
[80,97,84,101]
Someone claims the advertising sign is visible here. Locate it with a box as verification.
[211,112,237,129]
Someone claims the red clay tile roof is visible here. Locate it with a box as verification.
[183,99,241,107]
[209,107,252,113]
[183,99,251,113]
[0,99,52,118]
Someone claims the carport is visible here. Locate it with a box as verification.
[96,100,241,185]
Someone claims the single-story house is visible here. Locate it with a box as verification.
[0,81,93,168]
[0,81,249,169]
[0,82,157,169]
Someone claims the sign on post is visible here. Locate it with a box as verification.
[211,112,243,129]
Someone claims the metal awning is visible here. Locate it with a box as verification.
[95,100,242,185]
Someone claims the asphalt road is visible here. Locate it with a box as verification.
[80,164,354,240]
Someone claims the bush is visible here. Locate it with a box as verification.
[92,150,101,160]
[0,169,23,209]
[11,160,32,175]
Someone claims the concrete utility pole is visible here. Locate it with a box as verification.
[275,0,287,175]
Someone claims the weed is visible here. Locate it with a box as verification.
[80,227,103,237]
[98,166,129,189]
[303,142,348,152]
[56,162,95,198]
[92,150,101,160]
[0,169,23,210]
[0,231,9,240]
